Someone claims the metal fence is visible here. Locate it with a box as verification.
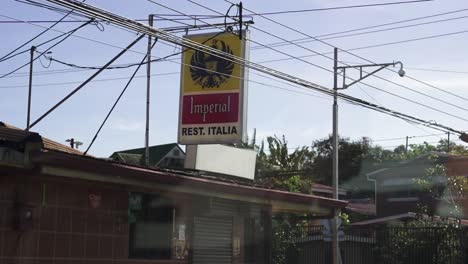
[279,225,468,264]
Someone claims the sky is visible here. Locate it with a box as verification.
[1,0,468,157]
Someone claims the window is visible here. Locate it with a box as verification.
[129,193,174,259]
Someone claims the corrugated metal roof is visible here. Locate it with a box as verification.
[110,143,182,166]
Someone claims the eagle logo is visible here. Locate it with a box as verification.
[190,39,235,89]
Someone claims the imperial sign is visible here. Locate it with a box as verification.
[178,31,249,144]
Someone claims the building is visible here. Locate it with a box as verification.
[0,123,347,264]
[110,143,185,168]
[367,152,468,218]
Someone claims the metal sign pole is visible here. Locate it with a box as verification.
[26,46,36,131]
[145,14,154,166]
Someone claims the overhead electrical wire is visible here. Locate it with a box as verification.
[223,1,468,105]
[219,0,468,107]
[15,0,93,19]
[251,15,468,50]
[1,3,318,109]
[354,81,442,139]
[0,14,242,63]
[6,47,332,103]
[29,34,146,129]
[0,16,228,23]
[0,72,179,89]
[8,12,466,78]
[3,0,433,25]
[0,7,72,62]
[94,0,468,132]
[373,133,447,142]
[3,67,92,77]
[257,30,468,64]
[0,19,93,79]
[0,13,330,102]
[181,0,468,119]
[245,0,434,16]
[380,139,465,149]
[0,21,101,63]
[83,40,158,155]
[250,8,468,50]
[143,0,468,130]
[33,0,467,135]
[406,68,468,74]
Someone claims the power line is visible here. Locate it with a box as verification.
[0,19,93,79]
[0,14,328,103]
[245,0,434,16]
[141,1,467,134]
[0,72,179,89]
[257,30,468,65]
[380,139,466,149]
[373,133,446,142]
[142,0,468,131]
[184,0,468,120]
[16,0,90,18]
[1,21,101,63]
[84,40,157,155]
[0,14,238,58]
[250,8,468,50]
[48,29,224,71]
[0,7,72,62]
[9,12,467,80]
[0,16,227,23]
[40,0,467,136]
[231,1,468,105]
[406,67,468,74]
[1,0,434,25]
[355,82,442,139]
[29,34,146,129]
[221,0,468,105]
[252,15,468,50]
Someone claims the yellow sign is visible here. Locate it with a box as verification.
[182,32,244,93]
[178,31,249,145]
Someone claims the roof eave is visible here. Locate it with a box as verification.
[29,150,348,213]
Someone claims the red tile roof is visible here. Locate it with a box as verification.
[0,122,84,155]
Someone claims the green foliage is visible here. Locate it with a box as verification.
[377,155,468,263]
[256,135,315,194]
[340,212,350,225]
[377,221,464,264]
[271,214,310,264]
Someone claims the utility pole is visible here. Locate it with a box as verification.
[447,132,451,152]
[332,49,405,264]
[405,136,409,154]
[332,47,340,264]
[145,15,154,167]
[26,46,36,131]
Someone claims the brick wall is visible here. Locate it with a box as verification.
[0,171,185,264]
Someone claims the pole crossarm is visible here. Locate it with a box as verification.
[336,62,401,89]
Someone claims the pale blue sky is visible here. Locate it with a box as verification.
[1,0,468,157]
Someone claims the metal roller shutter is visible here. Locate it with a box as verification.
[210,197,239,216]
[193,216,233,264]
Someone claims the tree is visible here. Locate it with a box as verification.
[256,135,315,194]
[311,136,381,198]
